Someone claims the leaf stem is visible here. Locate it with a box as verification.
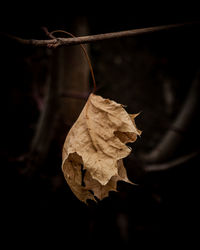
[50,30,97,94]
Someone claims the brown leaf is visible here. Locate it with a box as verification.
[62,93,141,203]
[62,152,96,203]
[83,159,132,200]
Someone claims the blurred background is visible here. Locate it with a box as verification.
[1,10,200,248]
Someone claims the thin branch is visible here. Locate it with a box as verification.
[144,151,199,172]
[142,70,200,163]
[2,22,198,48]
[41,26,56,39]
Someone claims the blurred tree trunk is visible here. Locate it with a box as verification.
[29,17,90,169]
[59,17,90,125]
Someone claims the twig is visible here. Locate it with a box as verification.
[2,22,197,48]
[41,26,56,39]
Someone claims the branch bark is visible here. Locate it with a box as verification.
[2,22,196,48]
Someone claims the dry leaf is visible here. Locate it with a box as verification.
[62,93,141,203]
[83,159,133,200]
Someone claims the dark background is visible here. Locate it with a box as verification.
[1,7,200,248]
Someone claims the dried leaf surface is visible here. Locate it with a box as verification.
[62,93,141,203]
